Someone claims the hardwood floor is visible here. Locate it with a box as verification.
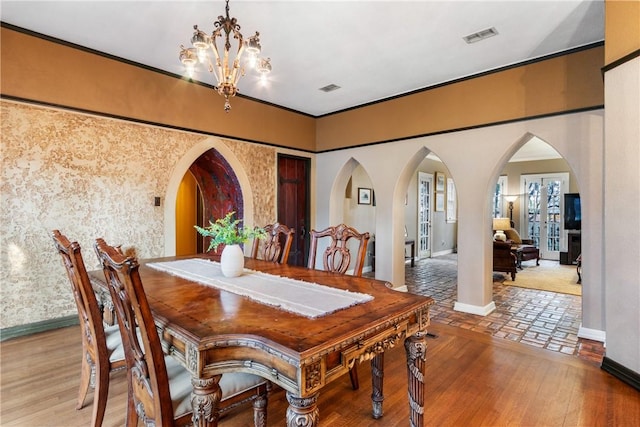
[2,323,638,426]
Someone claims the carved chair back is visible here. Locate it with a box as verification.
[52,230,125,427]
[307,224,370,277]
[94,238,269,426]
[251,222,295,264]
[94,238,179,426]
[306,224,370,390]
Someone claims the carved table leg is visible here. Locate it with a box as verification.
[253,393,268,427]
[191,375,222,427]
[405,332,427,427]
[286,392,319,427]
[371,353,384,419]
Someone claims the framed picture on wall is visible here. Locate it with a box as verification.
[436,192,445,211]
[358,187,372,205]
[436,172,445,192]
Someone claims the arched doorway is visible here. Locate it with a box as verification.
[492,136,579,262]
[164,137,257,257]
[176,148,244,256]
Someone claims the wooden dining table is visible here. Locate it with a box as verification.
[89,254,434,427]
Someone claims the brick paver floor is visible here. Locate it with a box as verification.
[400,254,605,365]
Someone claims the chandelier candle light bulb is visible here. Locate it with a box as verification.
[179,0,272,112]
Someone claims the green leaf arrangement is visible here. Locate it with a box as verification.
[194,211,267,253]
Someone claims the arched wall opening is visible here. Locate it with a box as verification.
[492,135,581,258]
[322,157,376,274]
[164,137,256,256]
[483,123,602,342]
[314,110,604,339]
[176,148,244,256]
[488,133,583,262]
[395,147,458,288]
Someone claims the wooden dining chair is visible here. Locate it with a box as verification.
[94,238,269,427]
[307,223,370,389]
[307,223,370,277]
[51,230,126,427]
[251,222,295,264]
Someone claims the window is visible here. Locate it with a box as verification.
[446,178,457,223]
[492,176,507,218]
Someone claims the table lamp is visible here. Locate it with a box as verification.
[493,218,511,242]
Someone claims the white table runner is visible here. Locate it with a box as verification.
[146,258,373,319]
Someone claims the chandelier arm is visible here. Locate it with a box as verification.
[206,57,216,77]
[208,30,226,86]
[229,41,246,87]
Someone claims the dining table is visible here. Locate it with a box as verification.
[89,254,434,427]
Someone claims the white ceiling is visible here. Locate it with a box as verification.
[2,0,604,117]
[509,136,562,162]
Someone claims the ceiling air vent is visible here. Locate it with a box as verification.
[463,27,499,44]
[319,84,341,93]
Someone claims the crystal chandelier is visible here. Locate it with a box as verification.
[179,0,272,112]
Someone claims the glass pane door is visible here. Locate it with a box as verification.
[492,176,507,218]
[545,179,562,254]
[418,172,432,259]
[522,173,568,261]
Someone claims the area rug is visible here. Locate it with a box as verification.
[496,260,582,296]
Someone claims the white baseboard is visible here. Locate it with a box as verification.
[454,301,497,316]
[578,325,606,343]
[431,249,454,258]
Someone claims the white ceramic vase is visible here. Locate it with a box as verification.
[220,244,245,277]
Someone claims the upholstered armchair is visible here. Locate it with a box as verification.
[493,240,518,280]
[504,227,540,267]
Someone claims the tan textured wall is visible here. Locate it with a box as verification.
[0,27,316,152]
[222,139,277,228]
[0,100,277,328]
[605,0,640,65]
[316,46,604,150]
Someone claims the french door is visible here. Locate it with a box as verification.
[417,172,433,259]
[520,173,569,261]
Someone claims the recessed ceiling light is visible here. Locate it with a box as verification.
[463,27,499,44]
[319,84,341,93]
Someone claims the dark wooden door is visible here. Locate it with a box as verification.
[277,154,310,266]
